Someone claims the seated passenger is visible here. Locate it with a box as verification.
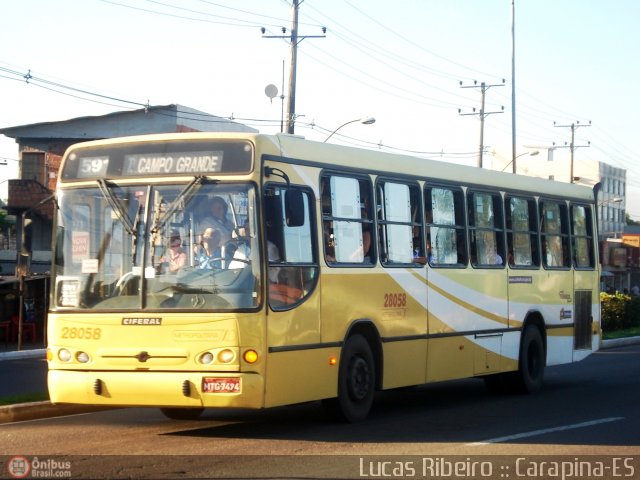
[228,221,252,269]
[195,228,222,269]
[165,230,187,273]
[199,196,234,243]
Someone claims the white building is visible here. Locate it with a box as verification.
[514,148,626,241]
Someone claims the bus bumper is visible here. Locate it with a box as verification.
[48,370,264,409]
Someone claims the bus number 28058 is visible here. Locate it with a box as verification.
[384,293,407,308]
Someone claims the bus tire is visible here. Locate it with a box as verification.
[515,325,546,393]
[324,334,376,423]
[160,407,204,420]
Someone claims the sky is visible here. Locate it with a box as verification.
[1,0,639,220]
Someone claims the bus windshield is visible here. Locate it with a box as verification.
[53,181,260,311]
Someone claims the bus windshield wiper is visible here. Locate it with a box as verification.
[97,179,136,237]
[150,175,207,235]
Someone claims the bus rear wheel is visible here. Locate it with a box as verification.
[484,325,545,394]
[517,325,545,393]
[160,407,204,420]
[323,334,375,423]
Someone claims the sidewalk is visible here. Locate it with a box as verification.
[0,344,45,361]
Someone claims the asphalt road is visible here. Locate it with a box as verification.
[0,355,47,399]
[0,344,639,479]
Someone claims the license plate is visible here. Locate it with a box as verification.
[202,377,241,393]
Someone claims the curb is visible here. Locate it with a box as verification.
[0,401,112,424]
[601,336,640,349]
[0,349,46,361]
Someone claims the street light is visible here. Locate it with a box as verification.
[598,197,623,206]
[501,150,539,172]
[323,117,375,142]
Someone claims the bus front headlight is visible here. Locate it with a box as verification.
[199,352,214,364]
[217,349,235,364]
[76,351,90,363]
[58,349,72,362]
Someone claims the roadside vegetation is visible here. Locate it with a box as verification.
[601,292,640,340]
[0,392,48,406]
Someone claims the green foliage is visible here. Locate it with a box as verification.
[601,292,640,332]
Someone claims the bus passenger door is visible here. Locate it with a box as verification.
[467,191,508,375]
[262,183,326,407]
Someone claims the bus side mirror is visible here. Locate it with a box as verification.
[285,190,305,227]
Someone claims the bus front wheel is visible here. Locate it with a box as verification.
[160,407,204,420]
[323,334,375,423]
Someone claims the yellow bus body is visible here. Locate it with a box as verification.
[47,132,600,420]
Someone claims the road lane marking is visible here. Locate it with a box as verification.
[468,417,624,446]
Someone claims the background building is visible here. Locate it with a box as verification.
[0,104,257,347]
[516,148,633,292]
[0,104,256,274]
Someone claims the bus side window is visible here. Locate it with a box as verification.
[265,185,318,309]
[425,186,467,267]
[505,196,539,268]
[321,174,374,265]
[571,203,594,269]
[540,200,570,268]
[468,191,505,268]
[377,180,423,266]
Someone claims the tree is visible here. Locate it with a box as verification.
[626,213,640,226]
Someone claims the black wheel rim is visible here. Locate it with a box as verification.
[527,341,541,378]
[347,355,371,401]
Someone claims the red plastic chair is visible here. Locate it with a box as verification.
[0,321,10,345]
[10,315,37,343]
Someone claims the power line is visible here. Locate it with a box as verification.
[98,0,273,28]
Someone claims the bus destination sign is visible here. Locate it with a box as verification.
[63,140,253,180]
[123,151,224,176]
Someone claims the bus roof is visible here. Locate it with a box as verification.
[61,131,595,203]
[261,133,596,203]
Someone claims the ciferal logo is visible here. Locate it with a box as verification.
[122,317,162,325]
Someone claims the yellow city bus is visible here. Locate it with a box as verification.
[47,132,600,422]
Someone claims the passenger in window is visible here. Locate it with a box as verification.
[164,230,187,273]
[425,239,433,263]
[267,240,281,283]
[413,237,420,259]
[358,211,372,263]
[228,221,252,269]
[195,227,222,269]
[268,241,303,306]
[324,222,336,263]
[200,196,234,243]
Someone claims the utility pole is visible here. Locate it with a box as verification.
[553,120,591,183]
[511,0,517,174]
[459,80,505,168]
[262,1,325,134]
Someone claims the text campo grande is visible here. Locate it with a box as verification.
[358,457,636,479]
[126,154,221,175]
